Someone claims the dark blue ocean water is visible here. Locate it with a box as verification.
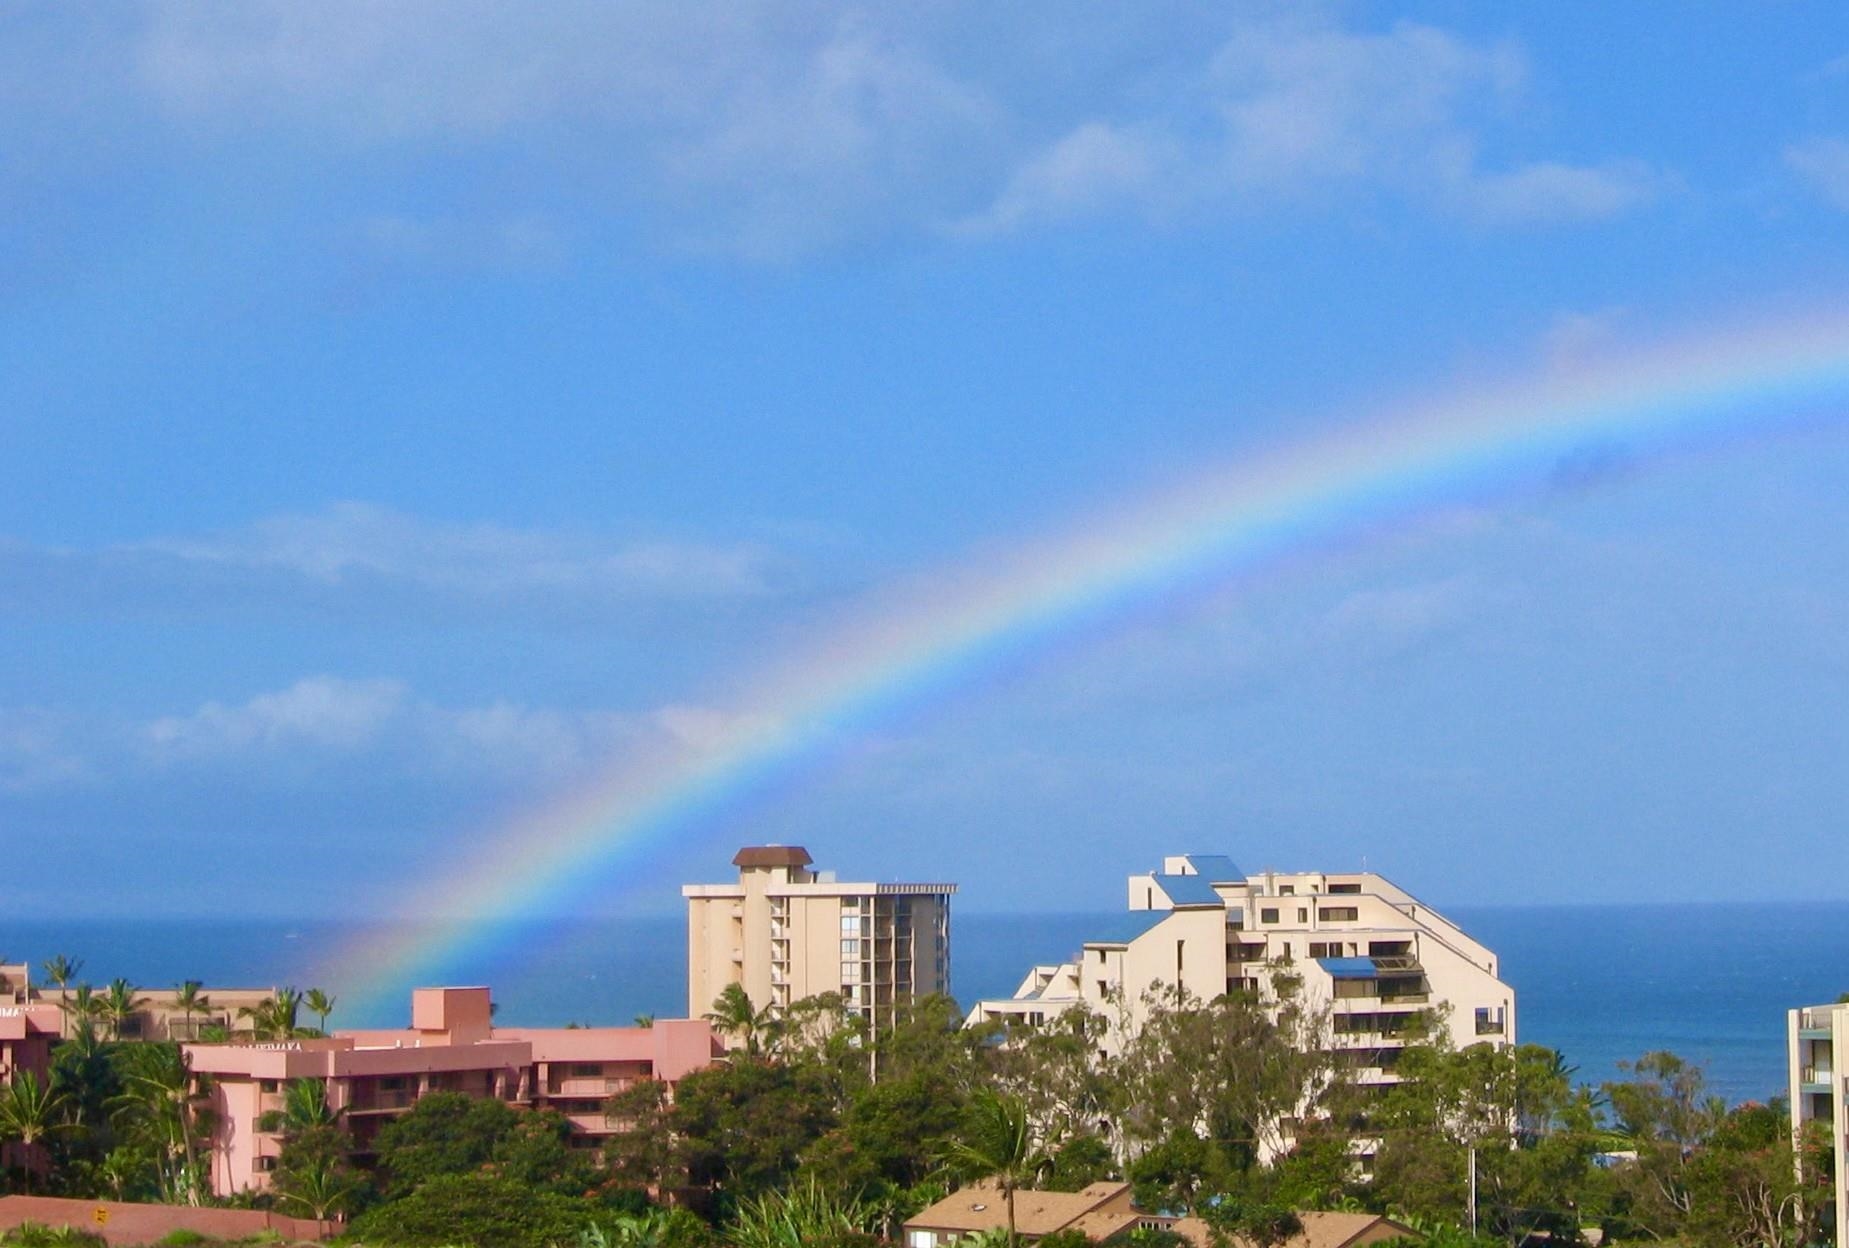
[2,903,1840,1105]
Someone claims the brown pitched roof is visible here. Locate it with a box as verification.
[732,845,813,868]
[1169,1210,1416,1248]
[0,1196,327,1246]
[906,1181,1135,1237]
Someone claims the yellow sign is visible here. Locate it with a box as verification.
[92,1207,110,1226]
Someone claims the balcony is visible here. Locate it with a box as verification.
[348,1089,415,1114]
[1801,1066,1833,1089]
[1800,1009,1835,1035]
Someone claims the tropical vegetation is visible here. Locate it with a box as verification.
[0,958,1828,1248]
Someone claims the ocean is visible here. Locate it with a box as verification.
[1,902,1839,1105]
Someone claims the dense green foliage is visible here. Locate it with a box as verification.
[0,967,1829,1248]
[348,1172,595,1247]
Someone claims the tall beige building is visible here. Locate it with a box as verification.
[970,853,1514,1093]
[684,846,955,1029]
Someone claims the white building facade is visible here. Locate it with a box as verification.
[969,853,1514,1090]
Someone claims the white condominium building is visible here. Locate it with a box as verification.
[1788,1001,1849,1236]
[969,854,1514,1088]
[684,845,956,1030]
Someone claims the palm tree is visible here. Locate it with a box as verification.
[705,983,780,1057]
[61,983,103,1042]
[109,1043,212,1204]
[303,988,336,1035]
[240,987,304,1040]
[259,1078,340,1135]
[172,981,213,1041]
[101,978,147,1041]
[39,954,81,992]
[0,1071,69,1193]
[273,1152,357,1223]
[940,1089,1050,1247]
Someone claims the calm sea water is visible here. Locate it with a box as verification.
[2,903,1840,1105]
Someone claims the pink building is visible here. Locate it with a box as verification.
[0,1005,61,1085]
[184,987,719,1198]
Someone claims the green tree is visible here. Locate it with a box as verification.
[238,987,304,1040]
[38,956,82,993]
[668,1057,839,1198]
[303,987,336,1035]
[604,1078,677,1193]
[273,1147,359,1222]
[107,1043,211,1204]
[1117,978,1336,1168]
[372,1090,519,1198]
[490,1107,599,1196]
[348,1172,595,1248]
[169,982,212,1042]
[704,983,779,1058]
[940,1089,1050,1247]
[258,1077,339,1135]
[98,980,146,1043]
[0,1072,69,1193]
[59,985,103,1044]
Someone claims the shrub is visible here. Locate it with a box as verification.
[0,1224,110,1248]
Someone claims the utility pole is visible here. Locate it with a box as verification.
[1468,1145,1478,1238]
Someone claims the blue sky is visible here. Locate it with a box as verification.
[8,2,1849,917]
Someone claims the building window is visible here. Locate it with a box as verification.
[1278,885,1295,895]
[1320,906,1359,922]
[1330,882,1361,894]
[1260,908,1279,924]
[571,1064,602,1078]
[1297,908,1308,924]
[258,1080,278,1094]
[841,963,862,984]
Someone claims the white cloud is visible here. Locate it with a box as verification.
[2,675,775,791]
[132,3,1003,259]
[1785,136,1849,210]
[133,501,776,601]
[960,15,1665,232]
[101,6,1663,254]
[1455,158,1663,225]
[0,711,93,793]
[144,676,408,762]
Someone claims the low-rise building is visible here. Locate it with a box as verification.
[684,845,955,1030]
[0,962,288,1041]
[902,1181,1412,1247]
[185,986,720,1197]
[970,854,1515,1090]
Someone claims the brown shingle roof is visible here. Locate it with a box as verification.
[1169,1210,1416,1248]
[732,845,813,868]
[905,1181,1135,1237]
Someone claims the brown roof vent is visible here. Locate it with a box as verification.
[732,845,814,868]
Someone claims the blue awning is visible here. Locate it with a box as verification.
[1317,957,1377,979]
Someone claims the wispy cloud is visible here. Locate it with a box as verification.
[960,15,1666,234]
[1785,136,1849,210]
[105,5,1661,256]
[2,675,777,793]
[0,503,785,619]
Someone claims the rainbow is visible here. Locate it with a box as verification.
[332,309,1849,1017]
